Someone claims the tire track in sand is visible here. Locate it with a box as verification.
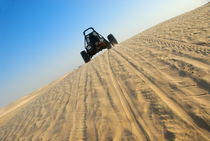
[88,60,124,141]
[110,48,210,140]
[103,51,152,141]
[139,36,210,56]
[123,37,210,94]
[118,43,210,107]
[90,61,122,120]
[69,67,88,141]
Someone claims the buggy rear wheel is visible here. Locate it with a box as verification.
[80,50,90,63]
[107,34,118,46]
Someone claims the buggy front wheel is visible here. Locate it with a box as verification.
[80,50,90,63]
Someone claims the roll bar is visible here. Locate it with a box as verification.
[83,27,95,35]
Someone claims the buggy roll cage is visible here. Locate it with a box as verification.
[83,27,103,48]
[83,27,95,36]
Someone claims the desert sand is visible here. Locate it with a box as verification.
[0,3,210,141]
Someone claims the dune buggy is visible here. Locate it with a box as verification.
[80,27,118,63]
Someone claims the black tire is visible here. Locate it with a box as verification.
[107,43,112,49]
[107,34,118,46]
[80,50,90,63]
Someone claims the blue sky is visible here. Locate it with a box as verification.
[0,0,208,107]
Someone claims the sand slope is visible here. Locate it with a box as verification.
[0,3,210,141]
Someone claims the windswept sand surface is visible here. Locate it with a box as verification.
[0,3,210,141]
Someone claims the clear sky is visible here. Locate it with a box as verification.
[0,0,208,107]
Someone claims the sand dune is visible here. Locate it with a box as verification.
[0,3,210,141]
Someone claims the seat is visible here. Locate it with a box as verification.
[89,32,100,47]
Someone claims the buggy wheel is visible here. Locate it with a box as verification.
[107,34,118,46]
[107,43,112,49]
[80,50,90,63]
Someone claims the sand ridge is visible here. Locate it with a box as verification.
[0,2,210,141]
